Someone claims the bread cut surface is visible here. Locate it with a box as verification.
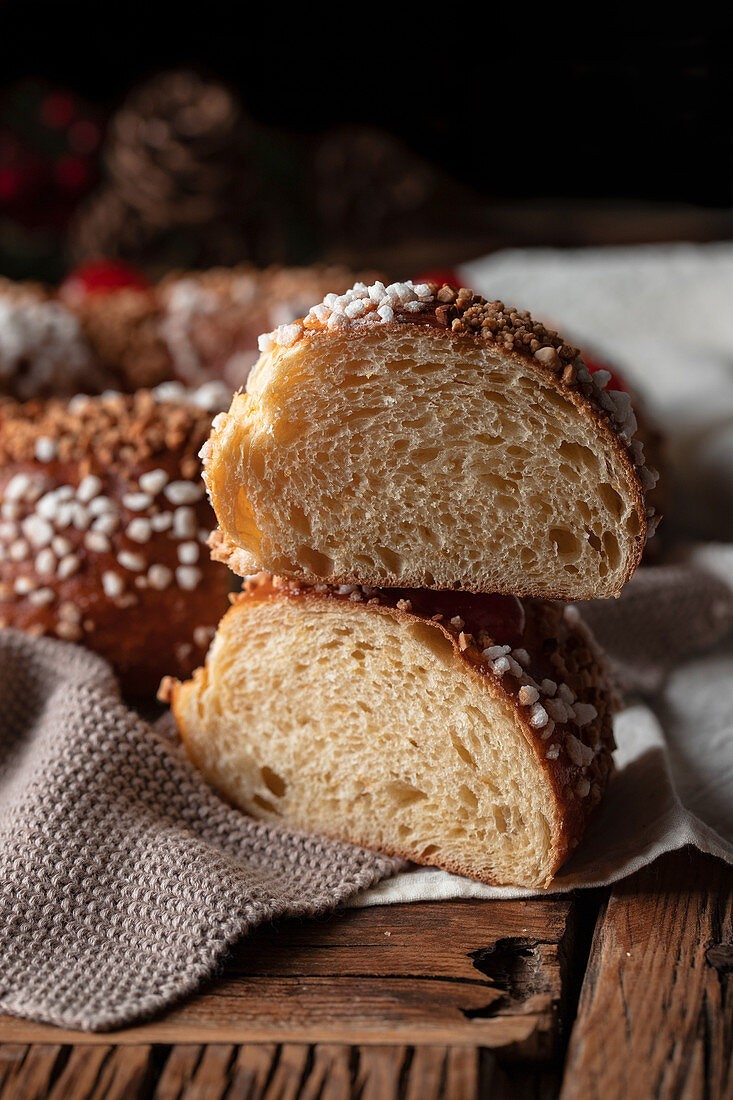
[202,282,658,600]
[166,577,616,889]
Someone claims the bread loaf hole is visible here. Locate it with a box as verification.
[298,546,334,575]
[234,489,263,545]
[450,731,477,769]
[625,509,641,535]
[375,545,404,575]
[550,528,581,561]
[458,784,478,811]
[493,806,508,834]
[386,781,428,807]
[412,446,440,464]
[420,844,441,858]
[603,531,621,571]
[599,483,624,519]
[260,766,287,798]
[289,506,312,537]
[252,794,281,815]
[557,440,599,475]
[406,621,454,666]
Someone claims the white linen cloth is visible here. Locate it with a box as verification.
[356,242,733,903]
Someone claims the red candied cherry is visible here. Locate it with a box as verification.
[60,259,150,305]
[412,268,463,290]
[583,352,630,395]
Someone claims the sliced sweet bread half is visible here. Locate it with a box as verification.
[163,575,617,889]
[202,281,659,600]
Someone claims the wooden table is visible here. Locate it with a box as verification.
[0,846,730,1099]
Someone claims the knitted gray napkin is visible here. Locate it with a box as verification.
[0,630,400,1032]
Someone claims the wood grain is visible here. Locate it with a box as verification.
[561,849,733,1100]
[0,898,575,1055]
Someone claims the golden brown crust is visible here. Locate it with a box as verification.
[168,575,616,883]
[0,389,231,696]
[256,281,657,549]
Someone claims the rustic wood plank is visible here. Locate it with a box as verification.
[0,1044,66,1099]
[45,1045,112,1099]
[0,1045,29,1096]
[260,1043,311,1099]
[299,1045,354,1100]
[152,1044,204,1099]
[85,1044,154,1099]
[225,1043,278,1098]
[354,1045,407,1100]
[181,1044,237,1100]
[0,898,575,1056]
[561,848,733,1100]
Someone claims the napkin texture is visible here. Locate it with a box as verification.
[0,631,400,1031]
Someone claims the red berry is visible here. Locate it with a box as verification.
[60,259,150,304]
[583,352,630,394]
[412,268,463,289]
[41,92,76,130]
[55,155,91,192]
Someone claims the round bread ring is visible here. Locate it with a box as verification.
[163,575,617,889]
[0,386,231,697]
[203,281,659,600]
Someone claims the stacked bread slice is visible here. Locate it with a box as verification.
[163,280,659,888]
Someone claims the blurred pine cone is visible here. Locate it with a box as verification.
[312,127,443,247]
[69,71,294,271]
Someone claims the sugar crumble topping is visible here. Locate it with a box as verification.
[0,384,228,643]
[256,279,658,538]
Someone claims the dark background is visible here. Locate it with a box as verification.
[3,12,730,207]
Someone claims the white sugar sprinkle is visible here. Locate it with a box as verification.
[57,554,80,579]
[84,531,111,554]
[9,540,30,562]
[126,518,152,544]
[193,625,214,647]
[5,474,32,500]
[88,496,115,516]
[139,468,169,495]
[573,702,598,727]
[518,685,540,706]
[76,475,102,503]
[177,541,199,565]
[35,437,58,462]
[529,703,549,729]
[151,512,174,532]
[566,734,594,768]
[122,492,153,512]
[176,565,202,590]
[29,587,54,607]
[91,513,118,536]
[147,564,173,590]
[117,550,145,572]
[102,571,124,598]
[172,507,197,538]
[22,516,54,548]
[52,536,73,556]
[164,481,203,505]
[35,548,56,573]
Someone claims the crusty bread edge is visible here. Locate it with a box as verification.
[207,323,649,598]
[164,582,616,889]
